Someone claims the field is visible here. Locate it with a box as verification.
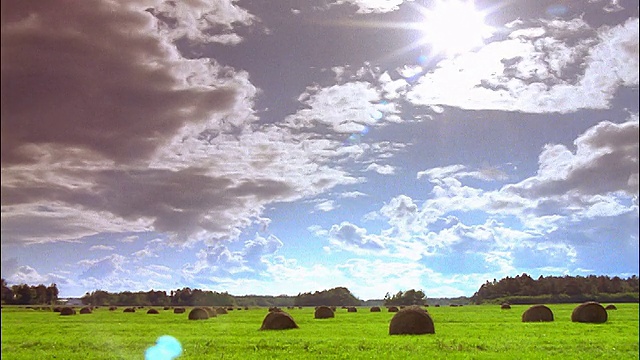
[1,303,638,359]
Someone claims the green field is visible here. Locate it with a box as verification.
[1,304,638,359]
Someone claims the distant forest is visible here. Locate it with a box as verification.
[471,273,639,304]
[2,274,638,306]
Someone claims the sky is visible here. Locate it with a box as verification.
[1,0,638,300]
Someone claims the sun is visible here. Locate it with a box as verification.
[419,0,494,57]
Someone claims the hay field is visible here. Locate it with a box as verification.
[1,303,638,359]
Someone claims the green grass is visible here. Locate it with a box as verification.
[1,304,638,359]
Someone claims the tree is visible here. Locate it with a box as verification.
[384,289,426,306]
[1,279,13,304]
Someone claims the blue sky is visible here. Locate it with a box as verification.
[1,0,638,300]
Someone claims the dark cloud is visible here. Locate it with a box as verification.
[506,118,639,199]
[1,0,237,165]
[1,167,295,241]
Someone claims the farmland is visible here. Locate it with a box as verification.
[1,303,638,359]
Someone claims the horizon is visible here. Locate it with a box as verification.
[1,0,638,300]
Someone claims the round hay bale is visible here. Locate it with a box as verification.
[268,307,282,312]
[501,304,511,310]
[389,306,435,335]
[123,307,136,313]
[108,306,117,311]
[434,304,440,307]
[163,306,171,310]
[147,309,160,314]
[370,306,381,312]
[314,306,335,319]
[204,307,217,317]
[216,307,228,315]
[522,305,554,322]
[173,307,185,314]
[53,307,62,313]
[79,307,92,314]
[605,304,617,310]
[244,306,249,310]
[60,307,76,316]
[260,311,298,330]
[571,302,607,323]
[388,306,399,312]
[188,307,209,320]
[347,307,357,312]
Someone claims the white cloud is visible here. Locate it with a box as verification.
[89,245,115,251]
[365,163,396,175]
[332,0,407,14]
[315,200,337,212]
[284,82,396,133]
[328,222,386,252]
[146,0,256,45]
[505,116,639,198]
[406,17,639,113]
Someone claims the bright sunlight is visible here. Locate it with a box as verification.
[419,0,494,57]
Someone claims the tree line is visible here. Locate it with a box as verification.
[1,279,59,305]
[471,273,639,304]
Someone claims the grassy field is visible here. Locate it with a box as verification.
[1,303,638,359]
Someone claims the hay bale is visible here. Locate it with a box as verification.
[173,307,185,314]
[216,307,228,315]
[314,306,335,319]
[260,311,298,330]
[571,302,607,323]
[123,307,136,313]
[501,303,511,310]
[347,307,357,312]
[389,305,435,335]
[108,306,118,311]
[268,307,282,312]
[605,304,617,310]
[53,307,62,313]
[204,307,217,317]
[388,306,399,312]
[163,306,171,310]
[79,307,92,314]
[60,307,76,316]
[370,306,381,312]
[188,307,209,320]
[147,309,160,314]
[522,305,554,322]
[434,304,440,307]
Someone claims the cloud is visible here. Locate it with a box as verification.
[78,254,127,279]
[332,0,407,14]
[406,17,639,113]
[328,222,385,251]
[1,0,371,245]
[147,0,256,45]
[365,163,396,175]
[417,164,509,182]
[284,81,396,133]
[1,0,245,166]
[183,232,283,280]
[7,265,50,285]
[315,200,337,212]
[90,245,116,251]
[505,116,639,199]
[339,191,368,198]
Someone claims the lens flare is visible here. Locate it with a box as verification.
[145,335,182,360]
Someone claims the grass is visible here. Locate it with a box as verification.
[1,304,638,359]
